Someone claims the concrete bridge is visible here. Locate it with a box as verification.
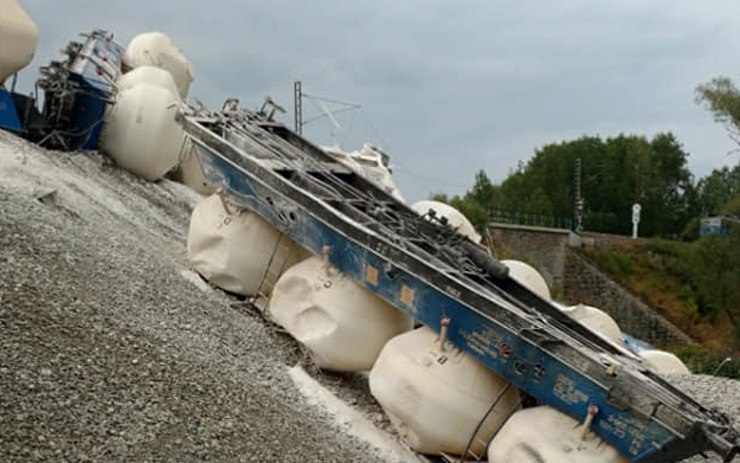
[488,223,695,347]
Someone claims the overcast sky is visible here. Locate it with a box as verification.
[17,0,740,201]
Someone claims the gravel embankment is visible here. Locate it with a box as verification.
[1,131,738,463]
[0,133,390,462]
[667,374,740,463]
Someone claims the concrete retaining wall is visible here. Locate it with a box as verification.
[489,223,570,291]
[489,223,696,347]
[563,251,695,346]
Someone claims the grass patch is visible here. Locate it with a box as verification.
[582,239,738,352]
[675,347,740,379]
[590,248,634,278]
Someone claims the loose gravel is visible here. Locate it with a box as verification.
[1,131,738,463]
[0,133,389,463]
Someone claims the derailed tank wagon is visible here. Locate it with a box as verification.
[1,4,738,458]
[0,18,124,150]
[176,102,739,462]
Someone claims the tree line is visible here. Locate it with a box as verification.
[429,75,740,346]
[432,74,740,239]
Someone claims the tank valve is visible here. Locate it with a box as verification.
[580,404,599,440]
[321,245,334,276]
[216,188,232,215]
[440,317,450,352]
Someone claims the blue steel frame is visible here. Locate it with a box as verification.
[0,89,22,131]
[182,115,737,463]
[67,31,124,149]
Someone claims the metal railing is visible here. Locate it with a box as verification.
[489,209,572,229]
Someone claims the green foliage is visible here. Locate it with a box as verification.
[522,186,552,215]
[694,163,740,216]
[678,284,700,319]
[722,191,740,216]
[429,130,735,241]
[675,347,740,379]
[645,236,740,344]
[449,196,489,232]
[689,232,740,330]
[590,249,635,278]
[429,192,449,203]
[466,170,497,214]
[492,133,695,237]
[644,238,688,256]
[429,182,490,234]
[586,237,739,348]
[680,217,701,241]
[696,76,740,145]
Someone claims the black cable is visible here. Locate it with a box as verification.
[457,382,513,463]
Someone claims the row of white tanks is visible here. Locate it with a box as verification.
[186,184,690,461]
[111,28,691,460]
[0,10,201,188]
[97,31,212,194]
[1,6,685,461]
[0,4,193,188]
[0,4,197,190]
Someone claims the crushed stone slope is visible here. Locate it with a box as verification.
[0,132,389,463]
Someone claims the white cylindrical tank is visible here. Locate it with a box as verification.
[0,0,39,84]
[122,32,194,99]
[323,145,363,172]
[369,326,520,456]
[322,144,405,202]
[410,200,482,243]
[187,194,305,296]
[174,141,215,196]
[488,406,629,463]
[116,64,180,95]
[562,304,622,345]
[501,259,551,301]
[354,144,405,202]
[268,256,413,372]
[100,66,183,181]
[641,350,690,374]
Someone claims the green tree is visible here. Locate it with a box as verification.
[696,77,740,147]
[523,186,553,215]
[449,196,489,233]
[490,133,694,236]
[641,133,695,236]
[466,170,497,215]
[723,192,740,216]
[689,232,740,340]
[430,192,449,203]
[496,171,527,212]
[695,163,740,215]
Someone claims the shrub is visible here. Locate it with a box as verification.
[674,347,740,379]
[592,249,634,278]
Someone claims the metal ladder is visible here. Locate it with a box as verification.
[253,233,302,312]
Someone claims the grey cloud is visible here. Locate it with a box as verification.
[16,0,740,201]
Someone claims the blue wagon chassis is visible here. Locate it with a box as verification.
[178,105,738,463]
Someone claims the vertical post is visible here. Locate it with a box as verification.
[574,157,583,233]
[580,405,599,440]
[294,81,302,135]
[632,203,641,239]
[439,317,450,352]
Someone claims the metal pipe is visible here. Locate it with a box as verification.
[217,188,232,215]
[439,317,450,352]
[321,245,333,276]
[580,404,599,441]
